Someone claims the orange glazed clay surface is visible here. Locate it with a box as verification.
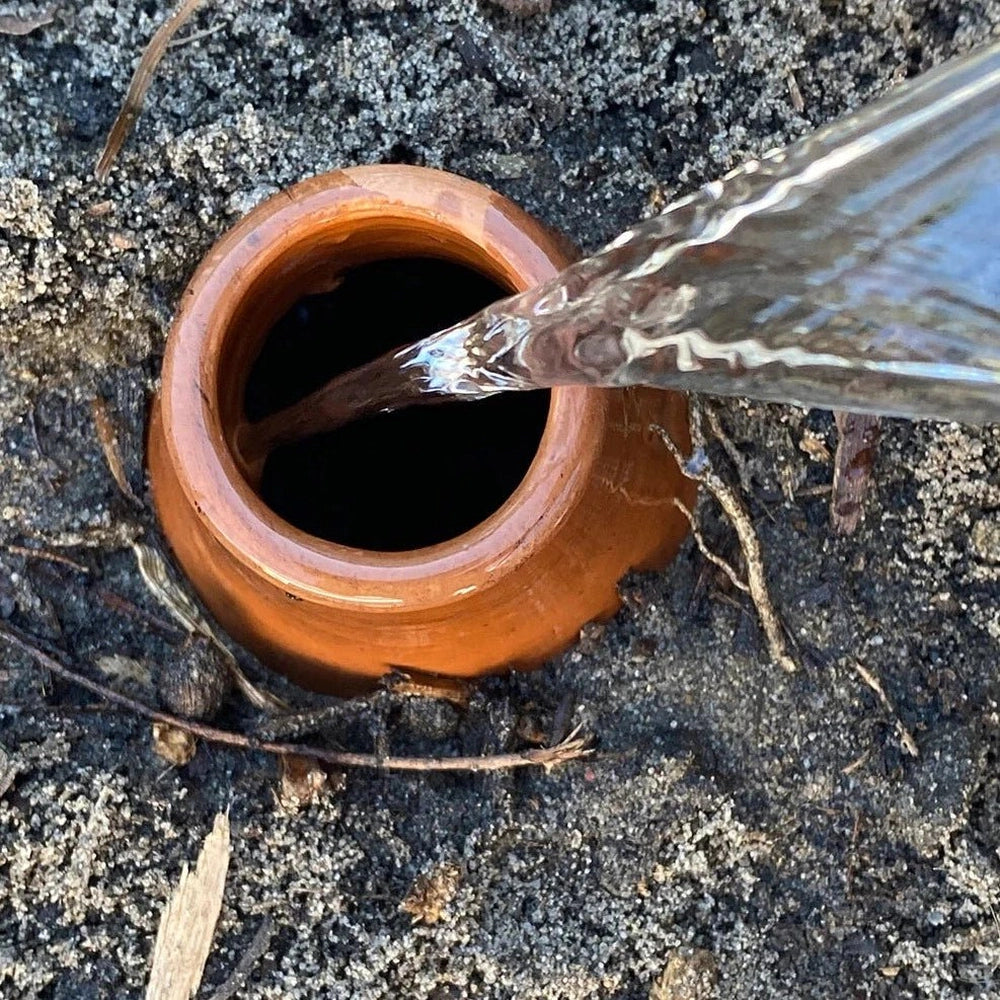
[148,165,694,693]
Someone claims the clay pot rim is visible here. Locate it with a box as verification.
[160,165,609,611]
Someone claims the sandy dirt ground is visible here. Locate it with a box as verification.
[3,1,1000,997]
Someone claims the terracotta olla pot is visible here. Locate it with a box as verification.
[148,165,694,694]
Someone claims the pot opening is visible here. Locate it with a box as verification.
[242,256,550,551]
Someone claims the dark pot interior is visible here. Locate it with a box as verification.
[240,256,551,551]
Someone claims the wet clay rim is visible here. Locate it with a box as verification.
[158,165,607,611]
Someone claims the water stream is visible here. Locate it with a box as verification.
[239,40,1000,468]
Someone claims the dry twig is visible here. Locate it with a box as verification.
[831,411,881,536]
[852,660,919,757]
[146,811,230,1000]
[0,625,593,774]
[95,0,207,181]
[488,0,551,13]
[387,672,471,710]
[96,586,185,641]
[654,403,796,672]
[167,21,222,48]
[841,750,871,775]
[6,544,89,573]
[703,403,754,494]
[844,809,863,897]
[207,917,274,1000]
[0,7,56,35]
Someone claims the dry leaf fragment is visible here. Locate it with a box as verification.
[799,429,831,463]
[400,862,462,925]
[92,396,143,507]
[152,721,196,766]
[276,753,333,812]
[133,542,209,635]
[96,0,207,182]
[650,948,719,1000]
[95,653,154,691]
[0,7,56,35]
[146,811,231,1000]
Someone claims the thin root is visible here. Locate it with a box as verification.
[671,498,749,595]
[0,624,593,775]
[655,403,796,672]
[852,660,919,758]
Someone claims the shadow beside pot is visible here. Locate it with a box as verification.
[148,165,694,694]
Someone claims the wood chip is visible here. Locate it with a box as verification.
[109,231,137,251]
[152,721,196,766]
[786,70,805,113]
[85,199,114,218]
[0,744,16,799]
[96,0,207,182]
[799,429,831,463]
[0,7,56,35]
[400,862,462,925]
[146,811,231,1000]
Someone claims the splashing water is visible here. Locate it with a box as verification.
[240,41,1000,467]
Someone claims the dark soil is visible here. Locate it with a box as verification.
[2,1,1000,997]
